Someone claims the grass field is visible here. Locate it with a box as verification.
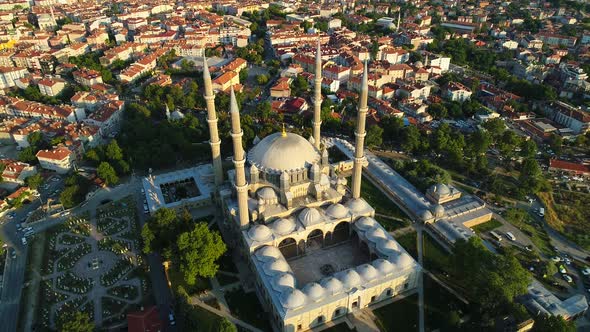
[539,190,590,250]
[224,289,272,331]
[167,265,211,295]
[472,218,502,234]
[373,276,466,331]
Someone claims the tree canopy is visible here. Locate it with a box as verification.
[58,311,94,332]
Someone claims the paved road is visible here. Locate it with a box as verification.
[0,246,27,332]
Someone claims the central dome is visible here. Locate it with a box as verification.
[248,132,320,172]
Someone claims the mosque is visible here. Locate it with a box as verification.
[200,42,421,332]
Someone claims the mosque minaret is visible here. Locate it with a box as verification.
[312,39,322,150]
[203,56,224,187]
[351,61,369,199]
[229,87,250,228]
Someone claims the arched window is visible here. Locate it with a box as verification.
[307,229,324,250]
[332,221,350,244]
[278,238,297,259]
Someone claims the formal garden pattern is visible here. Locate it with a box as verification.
[37,197,149,329]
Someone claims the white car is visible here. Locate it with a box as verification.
[564,258,571,265]
[563,274,573,283]
[582,268,590,276]
[551,256,562,263]
[559,265,567,274]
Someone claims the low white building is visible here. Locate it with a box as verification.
[443,82,472,102]
[36,146,75,174]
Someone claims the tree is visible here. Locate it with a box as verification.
[548,133,563,155]
[365,125,383,148]
[58,311,94,332]
[97,162,119,186]
[520,139,538,159]
[176,222,226,284]
[142,208,192,257]
[105,139,123,161]
[256,74,269,85]
[216,317,237,332]
[25,173,43,189]
[482,118,506,141]
[532,315,575,332]
[519,159,545,194]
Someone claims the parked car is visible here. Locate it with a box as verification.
[563,274,573,283]
[551,256,562,263]
[10,248,16,259]
[559,265,567,274]
[582,267,590,276]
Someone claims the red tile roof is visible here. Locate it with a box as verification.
[127,306,162,332]
[549,159,590,175]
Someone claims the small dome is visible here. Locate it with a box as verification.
[272,273,295,291]
[392,253,414,269]
[257,187,277,200]
[302,282,325,302]
[357,264,378,281]
[355,216,376,230]
[248,224,273,242]
[326,204,349,219]
[346,198,371,213]
[257,246,282,261]
[340,269,362,290]
[321,277,343,294]
[373,258,394,275]
[366,227,387,242]
[264,258,290,276]
[432,204,445,218]
[272,218,296,235]
[298,207,322,227]
[414,60,424,68]
[430,183,450,196]
[377,239,400,255]
[280,289,306,309]
[419,209,433,221]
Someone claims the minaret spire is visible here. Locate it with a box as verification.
[351,61,369,199]
[312,37,322,150]
[203,55,224,187]
[230,87,249,228]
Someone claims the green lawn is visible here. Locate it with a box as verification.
[374,216,409,232]
[167,266,211,295]
[422,233,450,272]
[373,276,466,331]
[224,289,272,331]
[395,232,417,258]
[360,177,410,221]
[472,218,503,234]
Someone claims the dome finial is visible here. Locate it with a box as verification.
[281,123,287,137]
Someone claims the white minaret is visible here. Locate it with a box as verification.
[396,10,401,32]
[312,38,322,150]
[351,61,369,199]
[203,56,224,187]
[230,87,249,228]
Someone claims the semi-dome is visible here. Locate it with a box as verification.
[432,204,445,218]
[346,198,371,213]
[257,187,277,200]
[248,224,273,242]
[355,216,376,230]
[321,277,343,294]
[298,207,322,227]
[340,269,362,289]
[280,289,306,309]
[264,258,290,275]
[257,246,282,261]
[373,258,394,275]
[325,203,349,219]
[247,132,320,172]
[272,273,295,291]
[272,218,296,235]
[356,264,378,281]
[302,282,325,302]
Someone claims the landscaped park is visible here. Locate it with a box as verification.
[24,196,150,330]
